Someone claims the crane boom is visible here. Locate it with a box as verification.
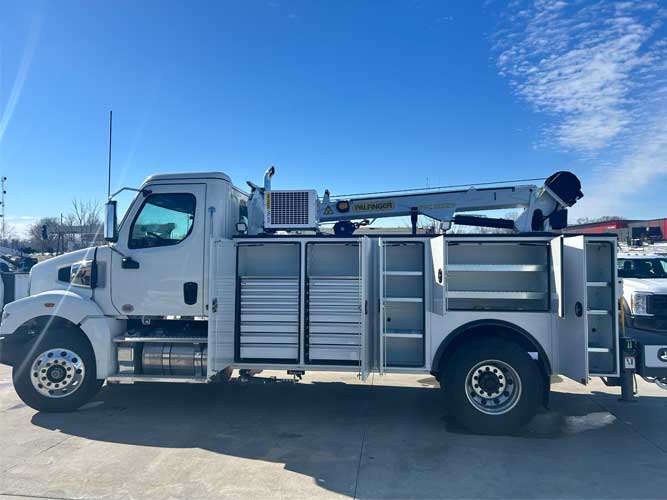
[245,169,583,235]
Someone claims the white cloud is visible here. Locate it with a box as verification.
[493,1,667,218]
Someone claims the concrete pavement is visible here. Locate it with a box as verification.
[1,365,667,499]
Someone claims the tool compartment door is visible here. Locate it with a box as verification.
[208,238,236,377]
[554,235,589,384]
[360,236,372,381]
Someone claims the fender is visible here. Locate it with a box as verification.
[431,319,553,376]
[0,290,122,378]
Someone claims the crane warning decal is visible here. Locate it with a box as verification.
[352,201,394,213]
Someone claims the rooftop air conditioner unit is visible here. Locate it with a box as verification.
[264,190,319,230]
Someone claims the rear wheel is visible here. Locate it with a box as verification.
[443,337,542,435]
[12,330,103,412]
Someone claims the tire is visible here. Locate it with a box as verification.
[443,337,542,435]
[12,329,104,412]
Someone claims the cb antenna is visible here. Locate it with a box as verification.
[107,110,113,198]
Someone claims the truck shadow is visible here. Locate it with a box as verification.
[28,376,665,498]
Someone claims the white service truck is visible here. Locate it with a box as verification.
[1,168,665,434]
[618,252,667,388]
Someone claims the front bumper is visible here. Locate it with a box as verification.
[625,327,667,379]
[626,315,667,333]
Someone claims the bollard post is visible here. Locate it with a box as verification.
[619,337,637,402]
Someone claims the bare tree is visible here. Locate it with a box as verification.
[575,215,626,225]
[0,223,17,247]
[28,217,61,251]
[69,199,102,248]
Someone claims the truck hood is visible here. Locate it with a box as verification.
[622,278,667,294]
[30,247,99,295]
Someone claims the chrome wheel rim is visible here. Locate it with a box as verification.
[465,359,521,415]
[30,349,85,398]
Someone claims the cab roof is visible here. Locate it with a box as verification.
[143,171,231,184]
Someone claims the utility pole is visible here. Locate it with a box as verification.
[1,176,6,242]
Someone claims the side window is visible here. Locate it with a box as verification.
[129,193,196,249]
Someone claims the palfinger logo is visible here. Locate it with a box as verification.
[352,201,394,213]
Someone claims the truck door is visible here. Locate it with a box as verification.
[111,184,207,317]
[553,235,589,384]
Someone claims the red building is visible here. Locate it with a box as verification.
[562,218,667,243]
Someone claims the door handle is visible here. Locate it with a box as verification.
[575,302,583,317]
[183,282,198,305]
[121,256,140,269]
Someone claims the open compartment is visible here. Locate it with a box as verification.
[585,240,617,375]
[306,242,362,365]
[237,242,300,363]
[447,242,549,312]
[381,241,425,368]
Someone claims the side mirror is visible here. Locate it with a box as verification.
[104,200,118,242]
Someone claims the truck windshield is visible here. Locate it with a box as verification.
[618,258,667,279]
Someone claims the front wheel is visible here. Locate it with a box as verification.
[443,337,542,435]
[12,330,103,412]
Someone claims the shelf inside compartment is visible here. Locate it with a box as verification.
[586,241,614,284]
[384,328,423,339]
[588,349,615,374]
[385,336,424,367]
[586,285,614,314]
[448,241,549,266]
[382,241,425,368]
[588,347,610,353]
[307,243,360,277]
[237,243,300,278]
[384,301,423,333]
[447,291,546,300]
[587,312,617,374]
[383,273,424,299]
[447,264,545,272]
[445,242,549,312]
[383,242,423,273]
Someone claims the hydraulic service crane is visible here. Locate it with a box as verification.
[245,168,583,236]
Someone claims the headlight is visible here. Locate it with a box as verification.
[631,292,653,316]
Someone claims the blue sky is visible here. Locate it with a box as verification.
[1,0,666,237]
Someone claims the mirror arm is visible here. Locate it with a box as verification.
[107,244,128,259]
[108,186,152,200]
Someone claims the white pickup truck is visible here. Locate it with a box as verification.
[618,252,667,388]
